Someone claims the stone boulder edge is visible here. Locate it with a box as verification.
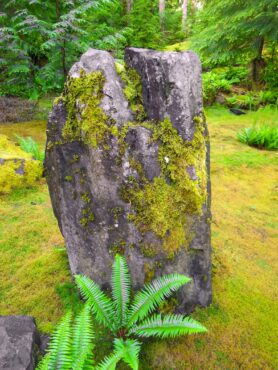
[0,316,41,370]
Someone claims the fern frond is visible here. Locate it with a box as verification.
[47,311,72,370]
[116,339,141,370]
[75,275,114,328]
[36,353,50,370]
[111,254,131,329]
[72,303,94,370]
[127,274,191,327]
[95,339,124,370]
[96,338,140,370]
[130,314,207,338]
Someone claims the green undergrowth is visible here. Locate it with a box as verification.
[0,107,278,367]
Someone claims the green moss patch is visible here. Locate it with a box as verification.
[121,117,207,257]
[115,61,146,121]
[0,134,42,194]
[60,70,118,148]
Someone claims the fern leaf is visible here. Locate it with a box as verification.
[72,304,94,370]
[111,254,131,329]
[36,353,50,370]
[116,339,141,370]
[127,274,191,327]
[95,340,124,370]
[130,314,207,338]
[47,311,72,370]
[75,275,114,328]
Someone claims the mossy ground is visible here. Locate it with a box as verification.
[0,106,277,367]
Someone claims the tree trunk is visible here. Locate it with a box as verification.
[251,36,265,88]
[126,0,132,12]
[182,0,188,30]
[56,0,67,78]
[61,39,67,79]
[122,0,132,14]
[159,0,165,23]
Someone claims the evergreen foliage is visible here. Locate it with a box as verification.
[0,0,185,97]
[192,0,278,84]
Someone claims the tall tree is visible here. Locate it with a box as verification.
[159,0,166,19]
[181,0,188,30]
[192,0,278,85]
[127,0,133,13]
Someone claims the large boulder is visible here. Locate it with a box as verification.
[0,316,41,370]
[45,48,211,311]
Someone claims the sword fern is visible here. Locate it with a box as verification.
[37,305,94,370]
[75,254,207,369]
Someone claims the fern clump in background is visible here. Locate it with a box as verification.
[16,135,45,161]
[237,124,278,150]
[76,254,207,369]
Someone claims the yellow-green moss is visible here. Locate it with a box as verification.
[115,61,146,121]
[80,207,95,227]
[121,117,207,257]
[61,70,118,148]
[0,134,42,194]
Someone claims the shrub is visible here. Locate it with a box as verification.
[237,124,278,150]
[222,66,249,85]
[16,135,45,161]
[202,71,232,105]
[262,57,278,90]
[227,91,278,111]
[75,254,207,369]
[226,93,259,111]
[258,91,278,107]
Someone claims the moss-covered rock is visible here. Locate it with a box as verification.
[121,117,207,257]
[45,48,211,312]
[0,134,42,194]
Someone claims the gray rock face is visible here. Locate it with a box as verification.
[0,316,40,370]
[45,48,211,311]
[125,48,203,141]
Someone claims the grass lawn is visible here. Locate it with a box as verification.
[0,105,277,368]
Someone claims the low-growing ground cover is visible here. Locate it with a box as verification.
[0,106,277,368]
